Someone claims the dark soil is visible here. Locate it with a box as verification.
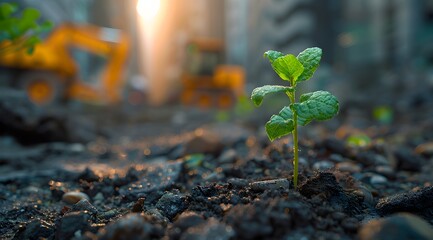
[1,98,433,239]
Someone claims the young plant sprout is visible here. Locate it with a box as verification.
[251,47,339,188]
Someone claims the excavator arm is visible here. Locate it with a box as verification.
[46,24,129,103]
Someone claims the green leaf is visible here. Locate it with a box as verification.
[346,134,371,147]
[292,91,339,126]
[265,106,295,141]
[0,4,52,55]
[279,106,294,119]
[296,47,322,82]
[0,3,17,19]
[251,85,294,106]
[0,19,14,40]
[22,8,40,21]
[17,8,40,33]
[271,54,304,81]
[264,50,284,63]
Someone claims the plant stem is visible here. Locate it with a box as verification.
[292,108,299,189]
[288,89,299,189]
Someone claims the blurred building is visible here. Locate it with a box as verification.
[225,0,433,104]
[10,0,433,105]
[226,0,340,90]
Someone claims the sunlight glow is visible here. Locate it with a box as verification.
[137,0,161,21]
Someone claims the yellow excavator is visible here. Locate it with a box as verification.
[181,38,245,109]
[0,23,129,105]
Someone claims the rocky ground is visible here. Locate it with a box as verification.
[1,93,433,240]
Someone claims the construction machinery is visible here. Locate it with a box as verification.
[181,39,245,109]
[0,23,129,105]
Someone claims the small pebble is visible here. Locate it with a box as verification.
[62,191,90,204]
[156,192,189,220]
[360,173,388,186]
[93,192,104,203]
[98,213,162,239]
[144,208,169,225]
[329,154,344,162]
[181,217,234,240]
[227,178,249,188]
[220,163,235,172]
[57,212,91,239]
[24,186,41,193]
[370,174,388,185]
[357,184,374,205]
[71,199,98,214]
[313,160,334,171]
[183,131,224,155]
[299,157,309,166]
[415,142,433,156]
[98,209,118,220]
[336,161,361,173]
[374,165,395,178]
[218,149,237,163]
[250,178,291,191]
[373,154,390,166]
[172,211,205,230]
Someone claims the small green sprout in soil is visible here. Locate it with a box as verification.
[373,105,393,124]
[251,47,339,188]
[346,133,372,148]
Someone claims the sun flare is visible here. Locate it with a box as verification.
[137,0,161,20]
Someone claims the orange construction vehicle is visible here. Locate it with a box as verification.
[181,39,245,109]
[0,24,129,105]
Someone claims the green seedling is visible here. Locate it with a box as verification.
[347,133,371,148]
[373,105,393,124]
[0,3,53,54]
[251,47,339,188]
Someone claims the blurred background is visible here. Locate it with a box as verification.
[1,0,433,144]
[2,2,433,239]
